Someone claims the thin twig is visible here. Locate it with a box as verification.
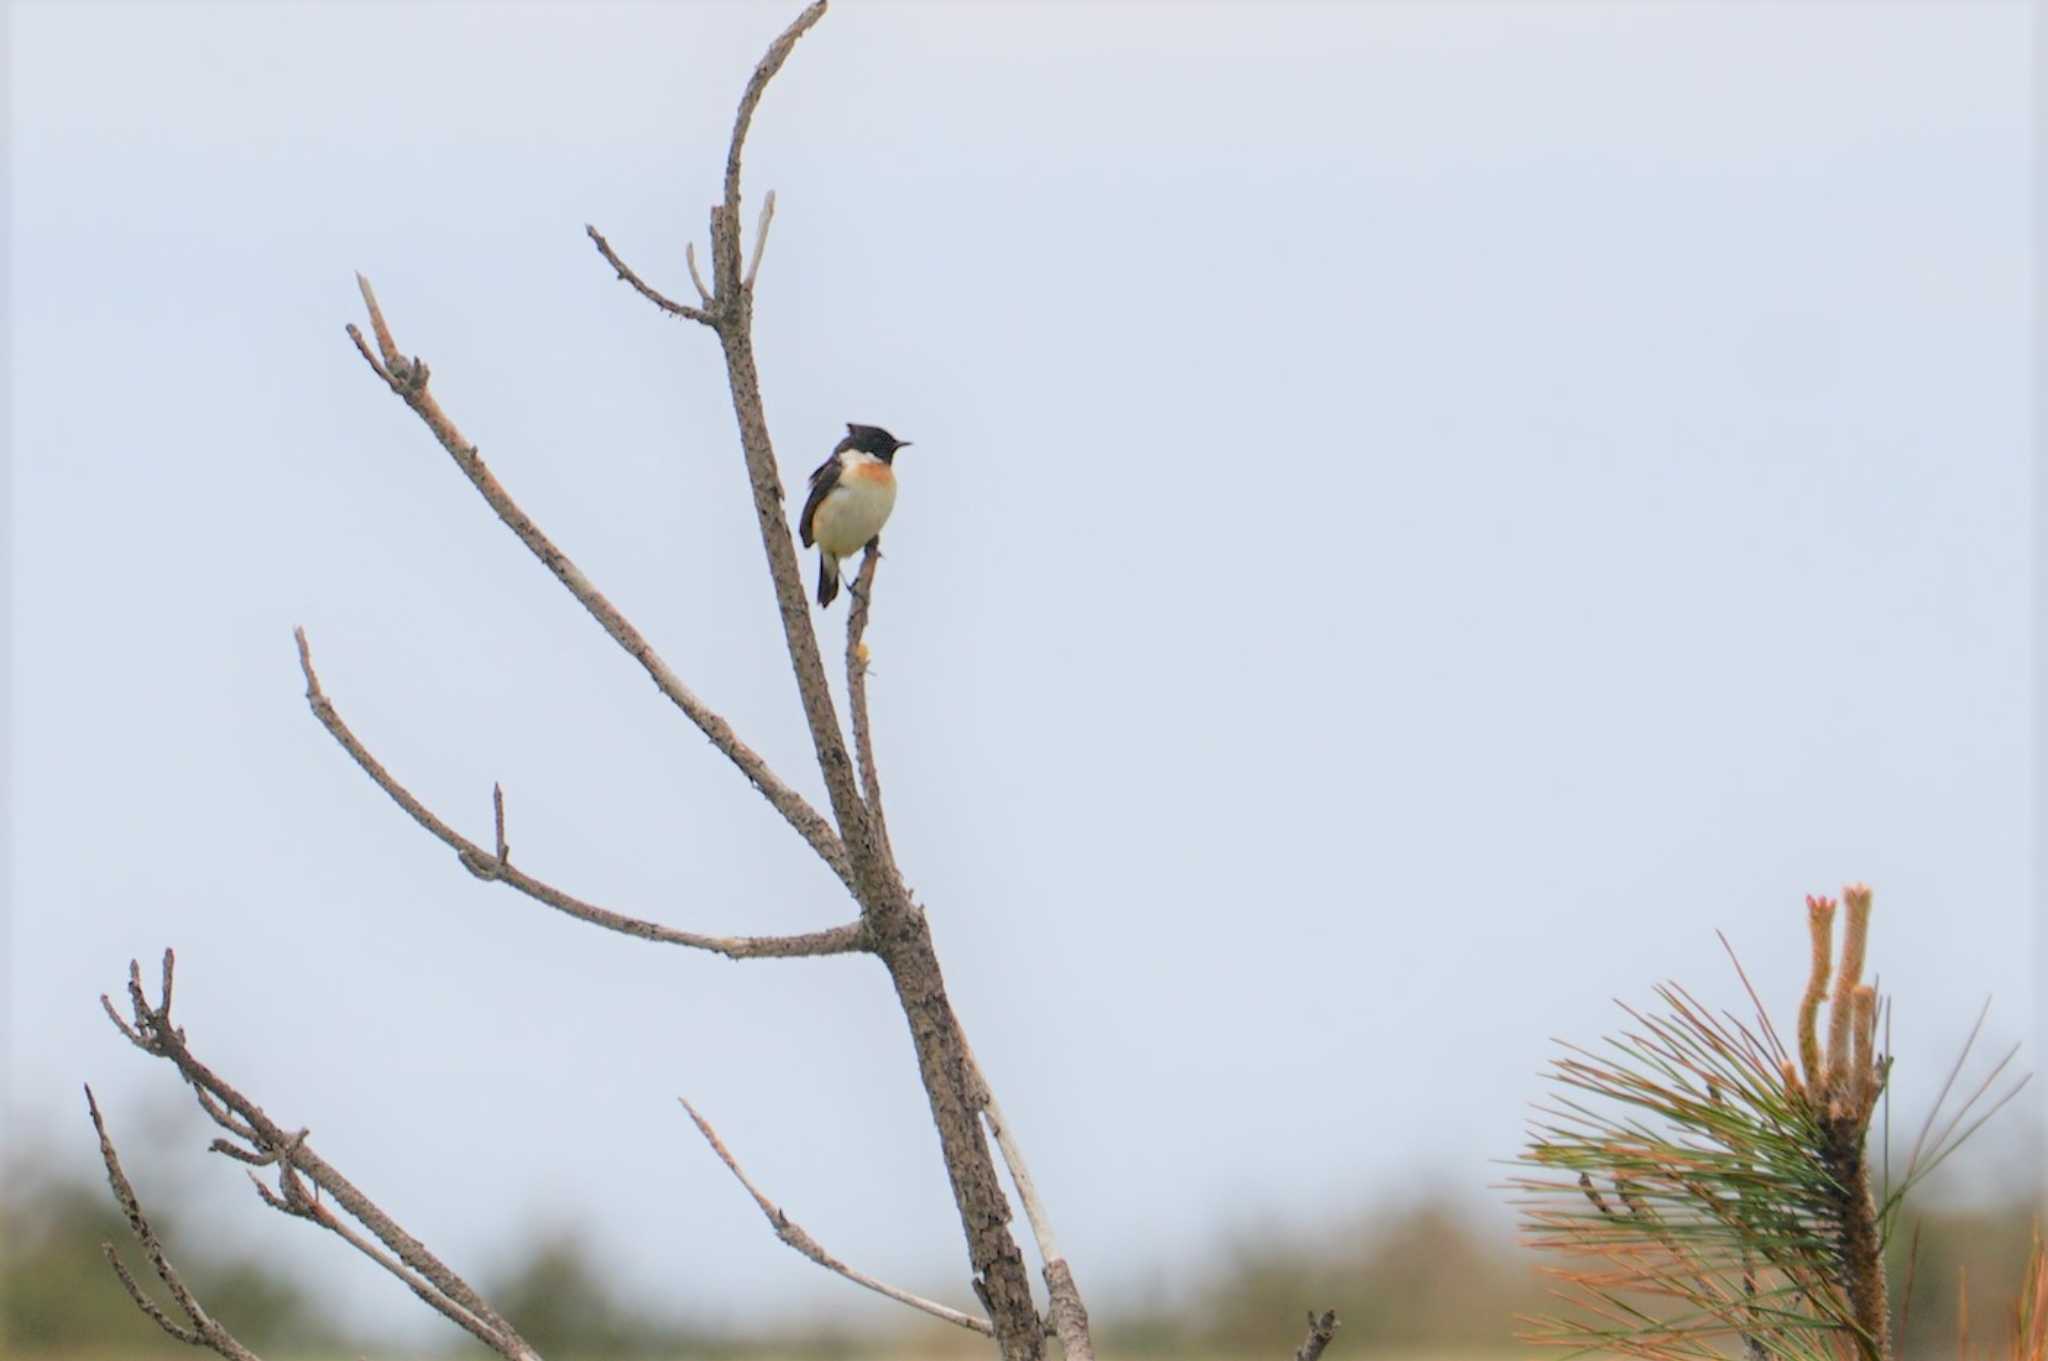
[584,225,714,325]
[966,1051,1093,1360]
[99,992,143,1046]
[723,5,828,223]
[87,1085,263,1361]
[245,1168,507,1354]
[492,782,509,864]
[745,190,777,292]
[343,274,853,889]
[678,1097,995,1337]
[102,1246,206,1346]
[355,271,404,373]
[345,321,396,387]
[191,1082,258,1142]
[687,241,715,308]
[99,959,537,1361]
[845,546,893,865]
[295,629,867,960]
[1296,1309,1341,1361]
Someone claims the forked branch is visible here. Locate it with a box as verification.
[1296,1310,1342,1361]
[701,39,883,879]
[88,1086,262,1361]
[679,1097,996,1338]
[295,628,868,960]
[686,7,1060,1356]
[96,952,537,1360]
[326,7,1072,1361]
[584,224,715,325]
[343,273,852,888]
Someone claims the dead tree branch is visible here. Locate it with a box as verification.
[104,0,1356,1348]
[316,5,1064,1357]
[678,1097,996,1338]
[584,224,714,324]
[687,8,1058,1354]
[342,274,852,889]
[1295,1309,1341,1361]
[493,782,509,863]
[958,1046,1093,1361]
[687,242,715,308]
[295,628,867,959]
[88,1085,262,1361]
[700,21,882,874]
[745,190,778,293]
[844,546,894,864]
[97,952,539,1361]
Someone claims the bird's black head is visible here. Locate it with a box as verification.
[843,423,912,462]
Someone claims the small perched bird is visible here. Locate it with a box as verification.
[799,423,911,608]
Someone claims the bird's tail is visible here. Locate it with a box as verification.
[816,553,840,608]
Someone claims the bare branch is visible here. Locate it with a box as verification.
[211,1138,277,1167]
[98,960,537,1361]
[968,1052,1093,1361]
[1295,1309,1341,1361]
[723,5,827,224]
[844,546,894,865]
[295,629,867,960]
[1043,1261,1094,1360]
[678,1097,995,1338]
[345,321,397,387]
[704,5,878,870]
[744,189,777,292]
[355,271,404,373]
[342,275,853,888]
[87,1085,263,1361]
[242,1165,508,1355]
[295,638,862,958]
[584,224,715,325]
[100,991,144,1046]
[191,1081,258,1143]
[102,1246,207,1347]
[128,958,151,1025]
[315,12,1077,1361]
[697,9,1057,1355]
[492,782,509,863]
[687,241,715,308]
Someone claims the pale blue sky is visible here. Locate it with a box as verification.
[7,0,2036,1343]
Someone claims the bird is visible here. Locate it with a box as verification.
[799,423,911,608]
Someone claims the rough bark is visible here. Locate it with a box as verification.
[1820,1118,1891,1361]
[693,9,1051,1353]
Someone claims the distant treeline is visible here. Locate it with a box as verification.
[4,1155,2038,1358]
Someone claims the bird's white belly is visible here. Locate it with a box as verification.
[814,477,896,556]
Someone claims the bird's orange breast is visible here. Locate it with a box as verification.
[843,458,895,487]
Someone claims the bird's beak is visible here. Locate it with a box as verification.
[898,441,914,450]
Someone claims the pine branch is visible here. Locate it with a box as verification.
[1511,885,2021,1361]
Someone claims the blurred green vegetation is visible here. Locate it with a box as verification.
[4,1149,2039,1360]
[1,1161,332,1354]
[1101,1198,1551,1356]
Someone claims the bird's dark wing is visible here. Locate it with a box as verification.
[798,454,842,548]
